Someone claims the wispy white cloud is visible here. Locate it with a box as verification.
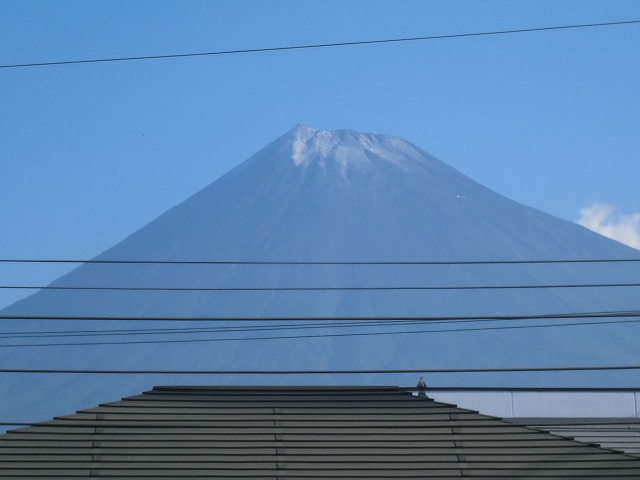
[577,202,640,250]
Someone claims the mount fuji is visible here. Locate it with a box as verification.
[2,125,640,424]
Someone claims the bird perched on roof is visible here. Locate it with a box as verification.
[417,377,427,391]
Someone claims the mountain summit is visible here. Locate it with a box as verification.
[288,124,441,172]
[2,126,639,424]
[48,124,631,267]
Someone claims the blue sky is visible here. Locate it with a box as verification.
[1,0,639,308]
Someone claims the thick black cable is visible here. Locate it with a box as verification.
[2,311,639,340]
[1,258,640,265]
[2,20,639,70]
[3,281,640,292]
[1,317,638,348]
[1,365,639,374]
[0,317,547,339]
[1,310,638,322]
[0,319,425,339]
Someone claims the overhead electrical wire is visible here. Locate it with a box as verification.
[2,365,640,374]
[2,310,638,323]
[2,281,639,292]
[2,311,639,322]
[0,321,383,337]
[2,257,637,297]
[1,257,640,265]
[0,314,620,339]
[1,315,639,348]
[0,319,429,340]
[1,311,638,350]
[1,310,639,338]
[1,20,639,70]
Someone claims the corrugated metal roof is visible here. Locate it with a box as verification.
[1,385,640,478]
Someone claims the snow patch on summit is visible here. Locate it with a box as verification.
[289,125,423,179]
[291,126,320,166]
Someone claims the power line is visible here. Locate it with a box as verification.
[2,281,640,292]
[1,258,639,265]
[417,387,640,392]
[3,310,638,339]
[0,319,426,339]
[0,315,581,339]
[1,20,639,70]
[2,310,638,323]
[1,365,639,374]
[1,315,638,348]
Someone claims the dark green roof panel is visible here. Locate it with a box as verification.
[1,386,640,478]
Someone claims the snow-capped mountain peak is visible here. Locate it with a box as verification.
[287,125,424,176]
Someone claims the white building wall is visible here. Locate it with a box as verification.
[431,391,640,418]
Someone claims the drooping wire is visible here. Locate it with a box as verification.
[2,310,639,322]
[1,257,640,265]
[1,310,639,338]
[0,310,637,323]
[1,20,639,70]
[1,314,638,348]
[2,365,640,374]
[1,281,640,292]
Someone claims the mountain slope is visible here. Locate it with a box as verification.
[2,125,639,424]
